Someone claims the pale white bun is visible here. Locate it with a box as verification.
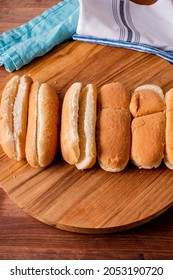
[60,82,82,165]
[25,82,59,168]
[0,75,32,160]
[164,88,173,169]
[130,84,165,117]
[13,75,33,160]
[97,82,131,172]
[75,84,97,170]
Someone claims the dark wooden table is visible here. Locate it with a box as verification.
[0,0,173,260]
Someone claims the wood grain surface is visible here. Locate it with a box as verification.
[0,0,173,259]
[1,187,173,260]
[1,39,173,233]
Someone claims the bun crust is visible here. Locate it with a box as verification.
[37,83,59,167]
[97,82,131,172]
[26,82,59,168]
[130,84,165,169]
[60,82,82,165]
[130,84,165,117]
[164,88,173,169]
[98,82,130,110]
[25,81,40,167]
[0,75,32,160]
[98,109,131,172]
[13,75,33,160]
[131,112,165,169]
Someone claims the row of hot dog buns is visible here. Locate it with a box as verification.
[0,75,59,168]
[0,74,173,171]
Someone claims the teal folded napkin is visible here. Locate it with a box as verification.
[0,0,79,72]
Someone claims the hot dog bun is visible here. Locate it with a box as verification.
[60,82,82,165]
[164,88,173,169]
[97,82,131,172]
[25,82,59,168]
[0,75,32,160]
[130,84,165,169]
[61,83,97,169]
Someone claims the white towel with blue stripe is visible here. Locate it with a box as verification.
[73,0,173,63]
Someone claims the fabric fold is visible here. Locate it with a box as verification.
[73,0,173,64]
[0,0,79,72]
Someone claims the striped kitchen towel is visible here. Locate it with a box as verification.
[73,0,173,63]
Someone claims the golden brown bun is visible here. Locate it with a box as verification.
[60,82,82,165]
[98,82,131,110]
[26,82,59,168]
[25,81,39,166]
[98,109,131,172]
[130,84,165,117]
[131,112,165,169]
[97,82,131,172]
[75,84,97,170]
[0,75,32,160]
[164,88,173,169]
[130,84,165,169]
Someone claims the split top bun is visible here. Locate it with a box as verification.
[60,82,97,169]
[0,75,32,161]
[97,82,131,172]
[130,85,165,169]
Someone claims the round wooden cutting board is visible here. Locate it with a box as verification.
[0,41,173,234]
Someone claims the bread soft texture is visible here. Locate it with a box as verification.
[130,84,165,117]
[60,82,82,165]
[25,82,59,168]
[97,82,131,172]
[61,83,97,169]
[0,75,32,160]
[75,84,97,170]
[13,75,33,160]
[164,88,173,169]
[130,84,165,169]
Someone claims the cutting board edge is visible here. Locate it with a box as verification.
[2,187,172,234]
